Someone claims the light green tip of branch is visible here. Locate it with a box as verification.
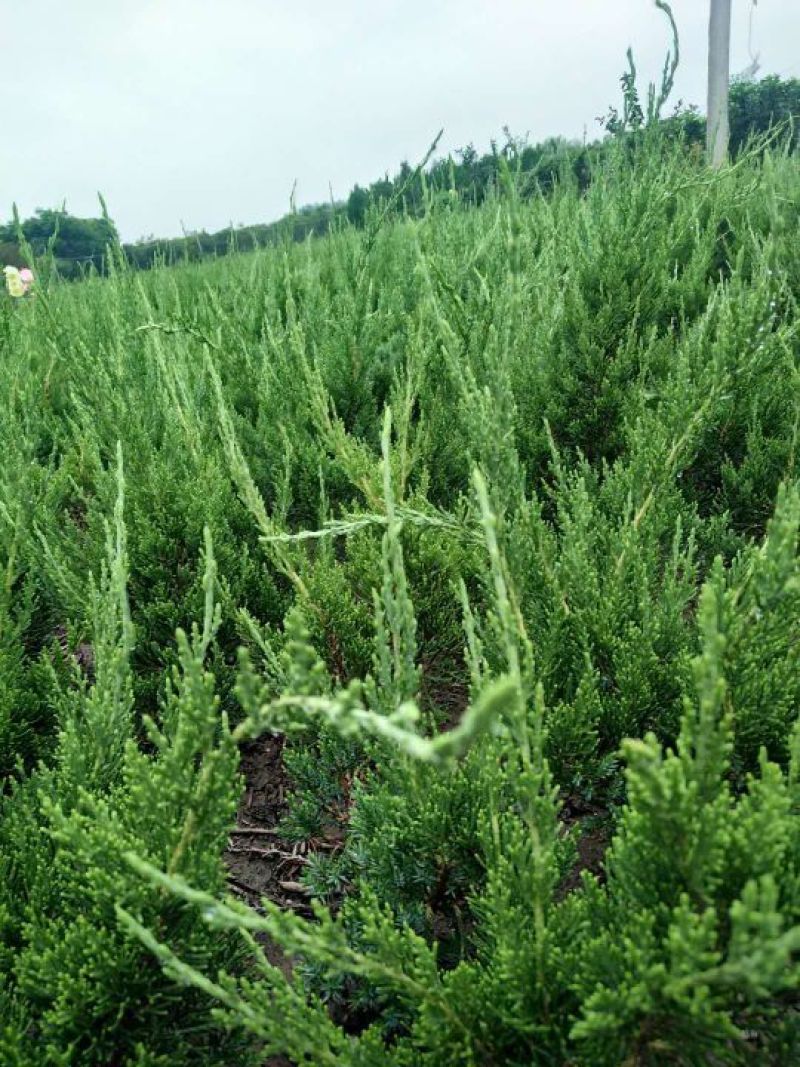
[430,674,517,762]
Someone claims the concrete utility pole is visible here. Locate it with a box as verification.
[707,0,733,168]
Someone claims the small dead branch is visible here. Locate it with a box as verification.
[229,827,281,836]
[278,881,311,896]
[227,846,309,865]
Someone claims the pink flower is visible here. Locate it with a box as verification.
[4,266,24,297]
[4,266,34,297]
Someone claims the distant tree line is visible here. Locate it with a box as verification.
[1,76,797,278]
[123,200,341,271]
[0,209,119,279]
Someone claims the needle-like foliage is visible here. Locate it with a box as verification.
[1,127,799,1063]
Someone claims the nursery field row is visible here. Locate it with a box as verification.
[1,133,799,1064]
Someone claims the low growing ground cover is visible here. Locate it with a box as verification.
[1,133,799,1064]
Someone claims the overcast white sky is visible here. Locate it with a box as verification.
[1,1,797,242]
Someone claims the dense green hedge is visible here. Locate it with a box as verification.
[1,125,799,1063]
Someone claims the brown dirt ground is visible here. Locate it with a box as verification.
[224,734,304,1066]
[557,795,612,899]
[224,734,311,929]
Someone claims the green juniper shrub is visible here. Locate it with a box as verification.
[0,125,798,1065]
[0,479,255,1064]
[123,492,800,1067]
